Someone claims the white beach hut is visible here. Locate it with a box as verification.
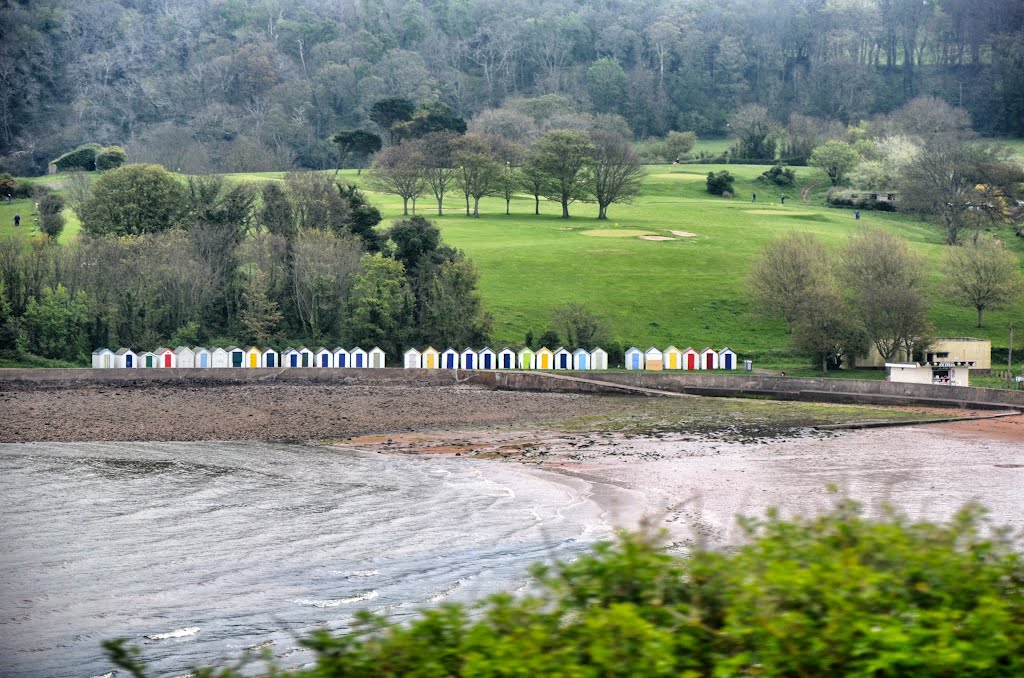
[663,346,683,370]
[441,348,459,370]
[479,347,496,370]
[115,347,137,369]
[590,347,608,370]
[333,347,350,368]
[297,347,314,368]
[174,346,195,368]
[460,348,477,370]
[644,347,664,371]
[625,347,644,370]
[718,348,738,370]
[315,347,333,368]
[282,347,300,368]
[262,347,279,368]
[498,348,516,369]
[700,347,719,370]
[193,347,211,368]
[553,347,572,370]
[226,346,245,368]
[517,347,535,370]
[404,348,422,369]
[92,348,115,369]
[572,348,590,370]
[351,347,368,368]
[369,346,386,368]
[211,347,229,368]
[681,347,699,370]
[138,350,157,368]
[156,347,177,369]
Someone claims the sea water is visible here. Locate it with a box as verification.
[0,441,619,677]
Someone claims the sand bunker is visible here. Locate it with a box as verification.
[670,230,697,237]
[745,209,805,215]
[640,235,675,241]
[581,229,656,237]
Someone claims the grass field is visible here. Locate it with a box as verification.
[6,156,1024,368]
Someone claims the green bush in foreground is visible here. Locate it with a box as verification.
[105,499,1023,677]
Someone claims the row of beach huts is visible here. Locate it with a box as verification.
[92,345,741,371]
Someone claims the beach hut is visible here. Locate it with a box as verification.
[663,346,682,370]
[590,347,608,370]
[718,348,738,370]
[334,347,350,368]
[227,346,245,368]
[441,348,459,370]
[139,351,157,368]
[211,347,229,368]
[535,347,554,370]
[115,348,137,369]
[262,348,278,368]
[700,347,719,370]
[625,347,644,370]
[282,347,300,368]
[681,347,699,370]
[552,347,571,370]
[92,348,115,369]
[460,348,477,370]
[518,347,535,370]
[242,346,261,368]
[351,347,367,368]
[644,347,664,371]
[498,348,516,369]
[572,348,589,370]
[479,347,496,370]
[404,348,422,369]
[157,347,177,368]
[369,346,386,368]
[315,347,333,368]
[175,346,195,368]
[298,347,314,368]
[193,347,211,368]
[422,347,440,369]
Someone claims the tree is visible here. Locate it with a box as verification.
[586,57,627,114]
[748,232,832,333]
[394,102,468,140]
[238,269,282,345]
[663,131,697,162]
[791,286,869,373]
[63,170,94,220]
[549,303,612,348]
[843,229,930,362]
[259,182,295,238]
[22,284,91,361]
[331,130,382,177]
[417,256,492,348]
[388,215,441,273]
[885,96,973,141]
[809,141,859,187]
[95,146,128,171]
[589,131,645,220]
[454,134,502,217]
[729,104,779,160]
[944,235,1024,328]
[529,129,595,219]
[369,97,416,144]
[898,139,1024,245]
[80,164,186,236]
[37,192,65,240]
[368,141,427,216]
[346,254,413,358]
[706,171,734,196]
[420,132,460,216]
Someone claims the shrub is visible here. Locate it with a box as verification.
[706,170,734,196]
[38,192,66,240]
[52,143,102,172]
[757,163,796,186]
[81,164,187,236]
[0,173,33,198]
[95,146,128,171]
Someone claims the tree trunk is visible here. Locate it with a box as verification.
[561,199,570,219]
[505,198,510,215]
[473,197,480,217]
[598,202,608,219]
[437,198,443,216]
[977,306,984,328]
[822,355,828,373]
[402,197,409,215]
[534,195,539,215]
[465,193,471,216]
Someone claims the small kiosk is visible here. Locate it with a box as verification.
[885,361,974,387]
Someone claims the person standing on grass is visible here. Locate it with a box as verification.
[14,214,20,227]
[780,194,786,204]
[752,192,756,203]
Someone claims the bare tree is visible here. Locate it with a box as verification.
[944,235,1024,327]
[589,131,645,220]
[290,230,364,342]
[62,170,94,220]
[420,132,460,216]
[454,134,502,217]
[367,141,427,216]
[748,232,832,333]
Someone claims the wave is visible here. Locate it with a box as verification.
[245,639,276,651]
[425,577,474,604]
[294,590,379,608]
[330,569,378,578]
[145,627,200,640]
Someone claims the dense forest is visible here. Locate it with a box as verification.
[2,0,1024,176]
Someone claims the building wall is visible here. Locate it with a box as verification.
[927,339,992,370]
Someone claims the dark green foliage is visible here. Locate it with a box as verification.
[259,182,295,238]
[345,254,413,357]
[416,255,493,348]
[22,284,91,360]
[394,102,468,140]
[337,184,383,252]
[331,130,382,172]
[38,191,65,239]
[387,215,440,272]
[0,173,31,199]
[757,164,796,187]
[548,303,612,349]
[81,164,187,236]
[52,144,101,172]
[105,500,1024,677]
[95,146,128,171]
[370,98,416,144]
[705,170,734,196]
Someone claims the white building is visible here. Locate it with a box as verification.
[886,361,972,387]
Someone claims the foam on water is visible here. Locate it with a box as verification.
[0,441,618,677]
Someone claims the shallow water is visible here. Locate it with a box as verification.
[0,442,620,677]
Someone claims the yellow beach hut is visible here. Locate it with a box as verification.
[664,346,683,370]
[422,347,440,369]
[535,347,554,370]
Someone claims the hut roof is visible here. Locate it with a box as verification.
[115,348,135,356]
[92,348,112,355]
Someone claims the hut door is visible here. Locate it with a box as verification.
[103,355,111,368]
[126,355,134,368]
[705,354,712,369]
[266,353,275,367]
[372,354,382,368]
[145,355,153,368]
[466,354,474,369]
[356,354,364,367]
[231,352,241,367]
[250,354,257,368]
[162,354,169,368]
[339,354,347,367]
[501,354,509,369]
[630,354,639,369]
[687,354,695,370]
[724,355,732,369]
[290,354,298,367]
[200,354,207,367]
[484,354,492,369]
[299,353,308,367]
[321,354,329,367]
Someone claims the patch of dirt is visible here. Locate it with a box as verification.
[580,229,655,237]
[639,235,675,241]
[669,230,697,237]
